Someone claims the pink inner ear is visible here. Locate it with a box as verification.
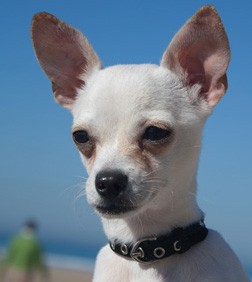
[31,12,101,109]
[52,78,85,108]
[178,40,220,93]
[161,6,230,106]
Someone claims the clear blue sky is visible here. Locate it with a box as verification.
[0,0,251,269]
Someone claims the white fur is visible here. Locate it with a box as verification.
[31,6,249,281]
[73,65,249,282]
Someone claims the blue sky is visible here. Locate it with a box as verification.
[0,0,251,269]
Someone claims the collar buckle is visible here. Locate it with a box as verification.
[130,237,156,263]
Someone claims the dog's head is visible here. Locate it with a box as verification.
[31,6,230,219]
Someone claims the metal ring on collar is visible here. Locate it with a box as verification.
[110,241,116,250]
[153,247,166,258]
[173,240,182,252]
[120,244,129,255]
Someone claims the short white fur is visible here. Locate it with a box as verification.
[31,6,249,282]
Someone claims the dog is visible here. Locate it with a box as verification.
[31,6,249,281]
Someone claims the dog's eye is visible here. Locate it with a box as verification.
[142,126,172,142]
[72,130,89,144]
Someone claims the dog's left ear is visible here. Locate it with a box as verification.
[31,12,101,110]
[161,6,230,108]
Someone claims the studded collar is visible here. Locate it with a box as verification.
[109,219,208,263]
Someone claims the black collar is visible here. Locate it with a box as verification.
[109,219,208,263]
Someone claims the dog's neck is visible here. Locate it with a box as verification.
[102,181,203,243]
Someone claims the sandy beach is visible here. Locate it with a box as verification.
[0,267,93,282]
[46,267,93,282]
[0,251,94,282]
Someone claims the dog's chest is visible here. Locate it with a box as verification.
[93,245,193,282]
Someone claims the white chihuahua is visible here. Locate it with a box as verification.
[31,6,249,282]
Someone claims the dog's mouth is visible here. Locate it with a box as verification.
[95,203,136,217]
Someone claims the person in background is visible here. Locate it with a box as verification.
[1,220,48,282]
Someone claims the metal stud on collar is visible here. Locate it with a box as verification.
[110,241,116,250]
[173,240,182,252]
[120,244,129,255]
[153,247,166,258]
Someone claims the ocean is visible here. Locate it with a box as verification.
[41,240,99,271]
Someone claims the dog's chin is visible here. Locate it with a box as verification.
[95,204,137,219]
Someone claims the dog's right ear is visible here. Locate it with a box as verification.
[31,12,101,110]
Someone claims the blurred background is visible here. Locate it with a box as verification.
[0,0,251,281]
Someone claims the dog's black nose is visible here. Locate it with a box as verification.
[95,170,128,200]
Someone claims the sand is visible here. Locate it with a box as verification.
[1,267,93,282]
[47,268,93,282]
[0,252,94,282]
